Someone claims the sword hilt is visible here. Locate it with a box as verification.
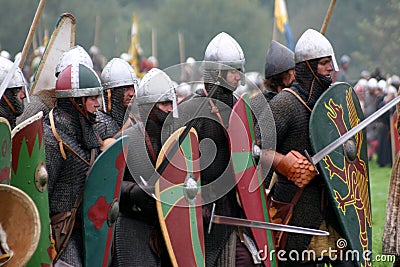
[304,150,319,175]
[207,203,217,234]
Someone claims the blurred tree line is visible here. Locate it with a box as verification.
[0,0,399,83]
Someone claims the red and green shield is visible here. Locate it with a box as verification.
[82,135,127,267]
[0,118,11,184]
[156,127,205,267]
[10,111,53,266]
[229,94,277,267]
[310,82,371,267]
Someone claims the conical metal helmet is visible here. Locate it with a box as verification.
[294,29,338,71]
[137,68,178,117]
[55,45,93,76]
[101,58,138,89]
[55,62,102,98]
[0,57,26,89]
[265,40,294,79]
[203,32,245,72]
[137,68,176,105]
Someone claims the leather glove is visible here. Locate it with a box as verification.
[274,150,317,188]
[129,183,155,204]
[120,181,156,216]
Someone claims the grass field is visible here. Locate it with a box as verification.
[369,158,395,267]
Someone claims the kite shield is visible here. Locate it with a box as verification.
[0,118,11,184]
[156,127,205,267]
[11,111,53,266]
[310,82,372,267]
[29,13,76,95]
[82,135,127,267]
[229,93,277,266]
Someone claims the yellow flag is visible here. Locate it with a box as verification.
[275,0,288,33]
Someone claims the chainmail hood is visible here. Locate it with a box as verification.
[0,88,24,128]
[203,69,235,109]
[292,58,332,109]
[56,98,100,150]
[104,87,127,127]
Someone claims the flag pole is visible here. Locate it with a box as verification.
[178,31,185,64]
[152,28,157,59]
[94,15,100,48]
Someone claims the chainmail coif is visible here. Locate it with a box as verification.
[105,87,127,128]
[0,88,24,128]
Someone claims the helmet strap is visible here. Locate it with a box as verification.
[306,60,322,86]
[69,97,91,123]
[2,94,16,114]
[305,60,323,104]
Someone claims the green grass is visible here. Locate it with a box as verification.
[369,157,395,267]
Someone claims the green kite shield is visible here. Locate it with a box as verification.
[10,111,54,266]
[0,118,11,184]
[29,13,76,95]
[229,94,277,267]
[309,82,371,267]
[82,135,127,267]
[156,127,205,267]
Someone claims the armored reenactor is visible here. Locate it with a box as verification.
[250,40,296,188]
[0,56,27,129]
[94,57,137,145]
[17,45,94,124]
[44,62,102,266]
[171,32,261,266]
[265,29,355,266]
[111,68,176,266]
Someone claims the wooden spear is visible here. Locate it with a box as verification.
[320,0,336,35]
[19,0,47,69]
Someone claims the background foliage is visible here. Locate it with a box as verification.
[0,0,398,83]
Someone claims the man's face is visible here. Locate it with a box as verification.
[85,96,100,114]
[225,69,241,89]
[282,69,295,88]
[317,57,333,78]
[16,87,26,102]
[123,86,135,107]
[156,101,173,113]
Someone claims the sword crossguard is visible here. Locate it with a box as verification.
[304,150,319,175]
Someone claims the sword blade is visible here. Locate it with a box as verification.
[212,215,329,236]
[311,95,400,164]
